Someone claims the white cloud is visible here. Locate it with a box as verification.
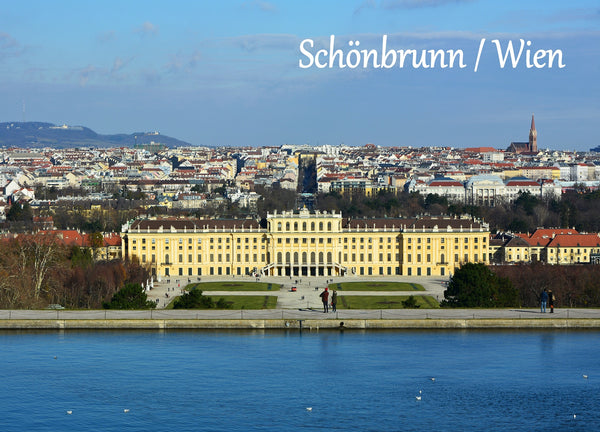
[225,33,299,52]
[353,0,376,15]
[97,30,116,43]
[242,0,278,12]
[165,50,202,73]
[79,65,97,86]
[382,0,474,9]
[0,32,23,60]
[111,56,135,77]
[135,21,159,36]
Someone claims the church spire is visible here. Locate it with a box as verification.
[529,113,537,152]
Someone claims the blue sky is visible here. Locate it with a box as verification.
[0,0,598,150]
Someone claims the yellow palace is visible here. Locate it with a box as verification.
[121,209,489,280]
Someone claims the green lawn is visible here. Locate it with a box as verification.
[184,282,281,291]
[329,282,424,291]
[206,295,278,309]
[165,295,277,309]
[340,295,440,309]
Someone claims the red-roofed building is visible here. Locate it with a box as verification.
[37,229,122,260]
[546,234,600,264]
[530,228,579,239]
[464,147,498,153]
[489,230,600,265]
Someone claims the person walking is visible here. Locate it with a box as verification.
[331,289,338,312]
[548,290,555,313]
[540,288,548,313]
[319,288,329,313]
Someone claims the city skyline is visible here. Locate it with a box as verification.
[1,0,598,150]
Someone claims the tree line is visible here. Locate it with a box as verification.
[0,233,148,309]
[443,262,600,308]
[314,188,600,233]
[8,183,600,234]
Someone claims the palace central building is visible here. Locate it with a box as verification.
[121,209,489,280]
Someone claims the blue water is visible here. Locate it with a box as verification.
[1,330,599,432]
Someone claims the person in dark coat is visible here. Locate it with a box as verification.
[540,289,548,313]
[320,288,329,313]
[331,289,338,312]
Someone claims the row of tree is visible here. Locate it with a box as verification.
[444,262,600,308]
[315,189,600,233]
[8,183,600,234]
[0,233,148,309]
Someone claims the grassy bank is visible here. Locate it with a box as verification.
[166,295,277,310]
[330,282,424,291]
[185,282,282,291]
[340,295,440,309]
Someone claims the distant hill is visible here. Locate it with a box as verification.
[0,122,192,148]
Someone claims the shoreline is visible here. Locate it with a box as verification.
[2,318,600,330]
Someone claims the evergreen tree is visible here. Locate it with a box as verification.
[442,263,519,308]
[103,283,156,309]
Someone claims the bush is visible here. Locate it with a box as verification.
[173,289,231,309]
[402,295,421,309]
[442,263,519,308]
[103,283,156,309]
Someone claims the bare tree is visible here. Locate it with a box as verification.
[15,233,61,300]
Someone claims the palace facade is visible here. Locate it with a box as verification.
[121,209,489,280]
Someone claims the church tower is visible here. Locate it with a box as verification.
[528,114,537,152]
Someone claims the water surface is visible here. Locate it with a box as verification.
[1,329,598,431]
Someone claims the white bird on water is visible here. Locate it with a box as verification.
[66,411,72,415]
[583,375,588,379]
[124,409,130,413]
[306,407,312,412]
[431,377,436,382]
[416,396,422,401]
